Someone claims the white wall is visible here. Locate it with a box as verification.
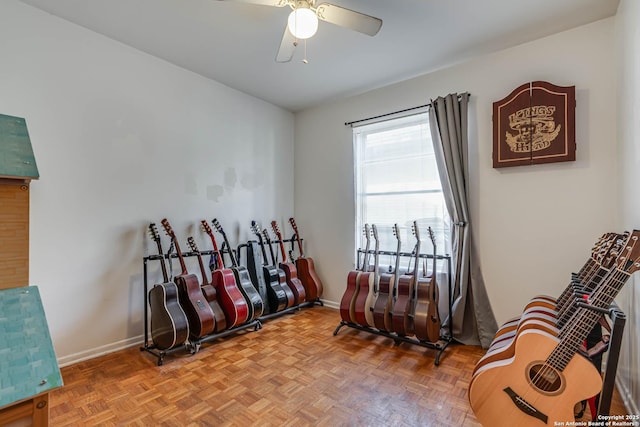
[295,19,617,329]
[0,1,294,365]
[615,0,640,414]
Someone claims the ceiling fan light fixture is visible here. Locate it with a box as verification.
[287,7,318,39]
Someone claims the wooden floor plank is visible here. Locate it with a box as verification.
[50,306,629,426]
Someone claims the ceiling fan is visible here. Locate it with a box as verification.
[218,0,383,63]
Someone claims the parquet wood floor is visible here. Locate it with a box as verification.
[50,306,629,426]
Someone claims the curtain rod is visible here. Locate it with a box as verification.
[344,104,429,127]
[344,93,469,127]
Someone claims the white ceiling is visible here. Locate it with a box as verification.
[19,0,619,112]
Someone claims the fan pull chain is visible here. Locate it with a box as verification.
[303,39,309,64]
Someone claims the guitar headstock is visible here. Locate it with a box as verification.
[251,220,260,237]
[411,220,420,241]
[149,223,161,243]
[271,220,283,240]
[393,223,400,243]
[200,220,214,238]
[371,224,378,241]
[289,217,299,234]
[614,230,640,274]
[262,228,272,243]
[212,218,225,236]
[427,226,436,249]
[187,236,199,254]
[363,223,370,242]
[160,218,176,241]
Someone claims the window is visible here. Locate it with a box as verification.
[354,113,450,268]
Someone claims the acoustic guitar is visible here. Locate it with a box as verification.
[353,224,378,327]
[262,227,296,308]
[160,218,216,340]
[213,218,264,321]
[469,231,640,427]
[473,233,628,376]
[339,224,370,323]
[372,224,401,331]
[390,221,420,337]
[413,226,440,343]
[289,217,324,301]
[251,221,288,313]
[147,223,189,350]
[186,236,227,333]
[201,220,249,329]
[271,220,306,305]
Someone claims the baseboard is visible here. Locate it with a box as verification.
[320,299,339,310]
[57,335,143,368]
[58,303,339,368]
[616,375,639,415]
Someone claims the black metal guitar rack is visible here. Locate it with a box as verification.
[236,236,324,315]
[574,299,626,418]
[333,249,453,366]
[141,247,261,366]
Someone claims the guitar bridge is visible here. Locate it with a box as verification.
[503,387,548,424]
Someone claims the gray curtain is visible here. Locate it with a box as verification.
[429,92,497,348]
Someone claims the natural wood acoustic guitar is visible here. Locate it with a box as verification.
[289,217,324,301]
[469,230,640,427]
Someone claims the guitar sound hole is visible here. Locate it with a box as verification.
[528,363,562,394]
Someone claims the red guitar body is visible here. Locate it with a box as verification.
[201,284,227,333]
[201,220,249,329]
[295,257,323,301]
[174,273,216,339]
[212,268,249,329]
[390,274,414,336]
[339,270,361,323]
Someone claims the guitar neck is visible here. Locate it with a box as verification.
[200,220,225,270]
[263,230,279,265]
[187,237,210,286]
[160,219,188,275]
[150,224,170,283]
[214,220,238,267]
[251,223,270,265]
[289,218,305,257]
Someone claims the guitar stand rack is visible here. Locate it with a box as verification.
[141,248,263,366]
[333,321,453,366]
[334,250,453,366]
[142,237,323,366]
[574,300,626,418]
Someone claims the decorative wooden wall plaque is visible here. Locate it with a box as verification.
[493,81,575,168]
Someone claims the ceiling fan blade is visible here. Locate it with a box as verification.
[217,0,288,6]
[315,3,382,36]
[276,25,297,62]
